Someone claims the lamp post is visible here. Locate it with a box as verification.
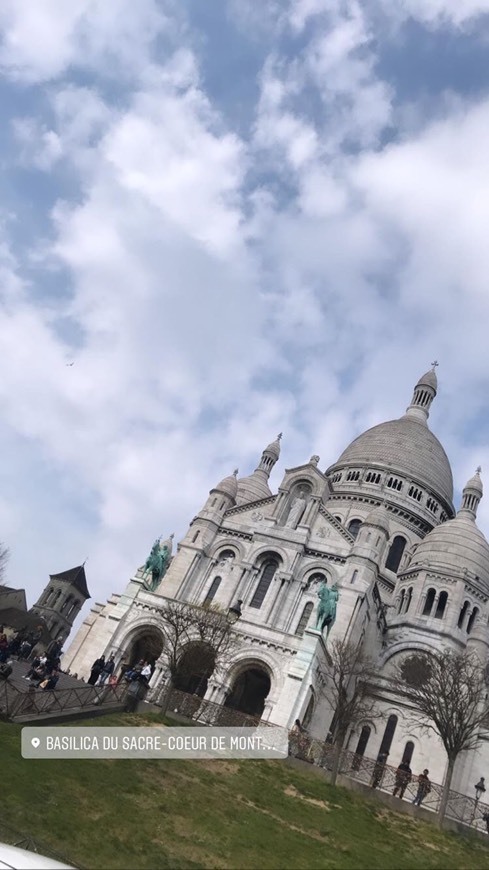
[472,777,486,824]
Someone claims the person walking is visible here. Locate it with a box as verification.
[413,769,431,806]
[393,761,412,799]
[98,654,115,686]
[88,655,105,685]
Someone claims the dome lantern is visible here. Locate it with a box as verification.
[458,468,483,520]
[405,362,438,425]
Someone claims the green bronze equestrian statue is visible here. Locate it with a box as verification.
[315,581,339,636]
[142,536,172,591]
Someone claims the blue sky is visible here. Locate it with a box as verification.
[2,0,489,635]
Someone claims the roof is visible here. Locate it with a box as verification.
[332,416,454,507]
[409,514,489,590]
[49,565,90,599]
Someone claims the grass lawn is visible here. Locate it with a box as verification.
[2,712,489,870]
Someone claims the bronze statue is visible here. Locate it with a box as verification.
[315,581,339,636]
[143,538,171,591]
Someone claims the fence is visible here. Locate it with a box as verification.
[0,821,80,868]
[155,686,276,728]
[0,678,128,722]
[288,732,489,833]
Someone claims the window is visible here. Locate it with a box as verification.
[404,587,413,614]
[397,590,405,614]
[434,591,448,619]
[295,602,314,636]
[250,560,279,609]
[192,531,200,543]
[351,725,371,770]
[346,470,360,481]
[422,588,436,616]
[458,600,470,629]
[378,714,398,759]
[203,577,221,606]
[308,572,327,588]
[467,607,479,634]
[408,486,422,502]
[426,498,438,515]
[348,519,362,539]
[366,471,381,484]
[402,741,415,765]
[387,477,403,491]
[351,570,358,584]
[217,549,235,562]
[385,536,407,572]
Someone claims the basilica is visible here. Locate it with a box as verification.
[64,367,489,797]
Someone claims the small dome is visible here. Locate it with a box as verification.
[364,503,390,532]
[264,433,282,459]
[213,470,238,500]
[236,470,272,505]
[409,514,489,589]
[465,468,483,496]
[416,368,438,390]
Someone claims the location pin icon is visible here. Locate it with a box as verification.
[31,737,40,748]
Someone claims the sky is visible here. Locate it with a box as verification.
[2,0,489,636]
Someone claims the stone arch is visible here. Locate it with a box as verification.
[379,641,442,671]
[113,617,166,673]
[223,657,273,718]
[209,539,245,561]
[250,545,287,570]
[297,560,338,586]
[173,640,217,697]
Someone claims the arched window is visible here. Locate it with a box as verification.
[351,725,371,770]
[203,577,221,606]
[402,740,415,766]
[385,536,407,572]
[467,607,479,634]
[61,595,72,613]
[404,587,413,614]
[378,714,398,760]
[307,572,327,588]
[397,590,405,614]
[422,588,436,616]
[302,691,315,729]
[67,600,79,618]
[44,587,55,605]
[458,600,470,629]
[192,530,200,543]
[348,519,362,539]
[295,602,314,636]
[250,559,279,609]
[217,549,235,563]
[434,591,448,619]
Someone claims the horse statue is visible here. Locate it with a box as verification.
[315,581,339,636]
[142,538,171,591]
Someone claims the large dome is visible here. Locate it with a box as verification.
[409,514,489,587]
[334,416,454,507]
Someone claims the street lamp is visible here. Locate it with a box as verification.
[475,777,486,805]
[227,600,243,624]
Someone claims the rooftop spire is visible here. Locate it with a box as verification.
[257,433,282,477]
[458,468,483,520]
[405,365,438,425]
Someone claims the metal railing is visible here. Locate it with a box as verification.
[0,821,80,867]
[155,686,276,728]
[288,734,489,833]
[0,678,128,721]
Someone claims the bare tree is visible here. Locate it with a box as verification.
[0,543,9,584]
[321,638,379,784]
[157,600,241,711]
[396,650,487,826]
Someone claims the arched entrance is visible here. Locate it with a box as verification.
[224,666,271,717]
[127,628,164,672]
[173,642,216,697]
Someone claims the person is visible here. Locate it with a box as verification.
[88,655,105,685]
[482,811,489,835]
[393,760,412,798]
[413,769,431,806]
[0,628,8,663]
[98,654,115,685]
[292,719,304,734]
[23,656,42,679]
[41,669,59,691]
[139,662,152,685]
[372,752,388,789]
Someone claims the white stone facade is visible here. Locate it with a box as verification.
[63,368,489,798]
